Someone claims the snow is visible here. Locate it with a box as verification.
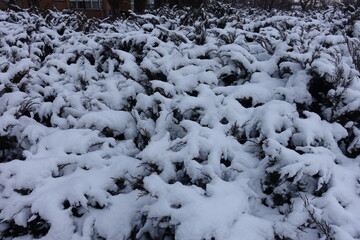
[0,5,360,240]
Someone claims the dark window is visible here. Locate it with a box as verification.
[70,0,101,9]
[92,1,99,8]
[77,1,85,8]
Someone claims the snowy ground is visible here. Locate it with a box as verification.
[0,4,360,240]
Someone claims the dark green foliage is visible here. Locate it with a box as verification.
[0,214,50,239]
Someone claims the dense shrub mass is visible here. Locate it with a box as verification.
[0,4,360,240]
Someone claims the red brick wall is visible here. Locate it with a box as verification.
[0,0,31,9]
[0,1,8,9]
[119,0,131,10]
[0,0,132,18]
[40,0,69,10]
[81,9,107,18]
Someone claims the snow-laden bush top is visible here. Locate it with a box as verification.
[0,4,360,240]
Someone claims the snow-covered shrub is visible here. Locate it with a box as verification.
[1,4,360,240]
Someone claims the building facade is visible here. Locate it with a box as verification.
[0,0,134,18]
